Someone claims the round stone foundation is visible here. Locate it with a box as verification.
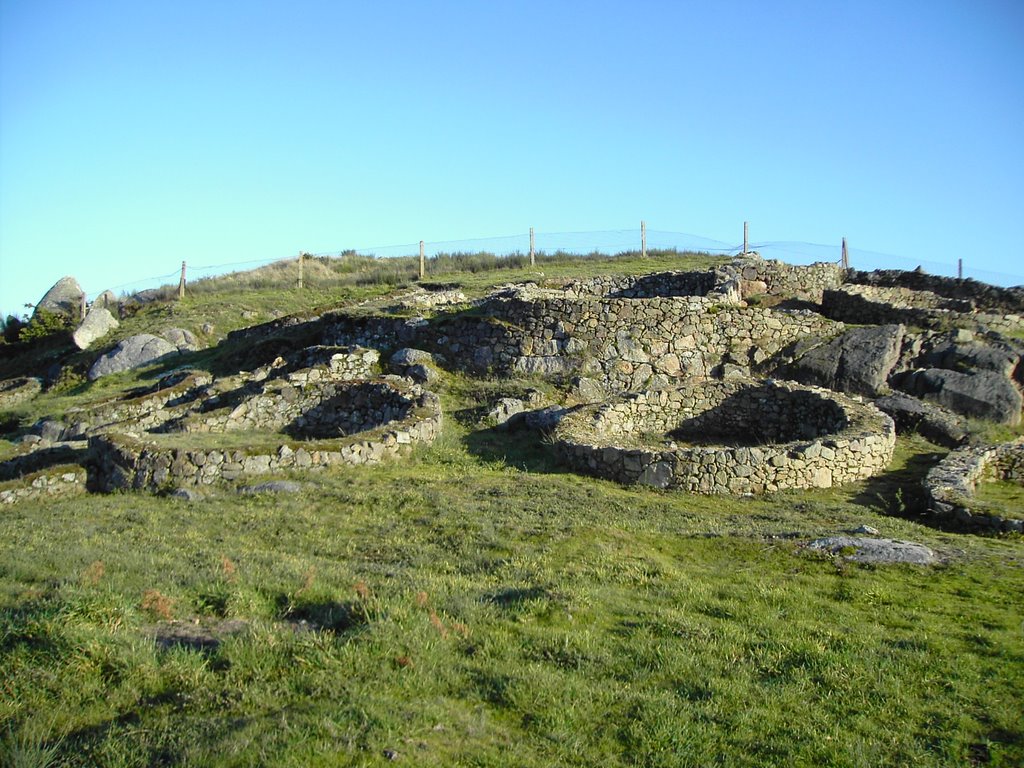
[553,378,895,494]
[88,376,443,491]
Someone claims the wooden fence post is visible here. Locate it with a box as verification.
[841,237,849,270]
[958,258,963,279]
[743,222,749,256]
[641,220,647,258]
[178,261,186,300]
[297,251,305,289]
[419,241,425,280]
[530,227,535,267]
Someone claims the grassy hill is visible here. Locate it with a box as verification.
[1,251,1022,767]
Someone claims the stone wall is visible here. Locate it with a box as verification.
[0,377,42,410]
[556,270,720,299]
[0,465,86,505]
[727,258,845,303]
[88,384,442,491]
[924,438,1024,532]
[849,269,1024,314]
[328,291,842,392]
[176,377,422,438]
[824,285,1024,334]
[553,379,894,494]
[57,371,215,439]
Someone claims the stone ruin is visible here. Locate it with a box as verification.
[553,378,895,493]
[924,438,1024,533]
[2,255,1023,516]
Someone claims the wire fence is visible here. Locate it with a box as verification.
[84,226,1024,301]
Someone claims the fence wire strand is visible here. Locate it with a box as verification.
[79,228,1024,300]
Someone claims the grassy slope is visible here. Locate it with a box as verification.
[1,252,1022,767]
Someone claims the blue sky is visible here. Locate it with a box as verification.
[1,0,1022,315]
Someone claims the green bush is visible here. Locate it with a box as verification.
[18,309,72,343]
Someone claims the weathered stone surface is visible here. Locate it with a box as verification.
[807,537,936,565]
[404,363,438,385]
[923,339,1018,379]
[239,481,304,495]
[524,405,570,432]
[570,376,606,403]
[72,307,119,350]
[892,368,1022,425]
[34,276,84,321]
[163,328,201,352]
[391,348,435,368]
[488,398,525,427]
[924,438,1024,532]
[92,290,118,310]
[873,393,969,447]
[88,334,178,380]
[784,324,903,396]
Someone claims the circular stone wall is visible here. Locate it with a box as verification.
[553,378,895,494]
[88,377,443,491]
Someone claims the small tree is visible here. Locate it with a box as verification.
[18,309,72,343]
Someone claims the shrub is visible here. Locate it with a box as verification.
[18,309,72,343]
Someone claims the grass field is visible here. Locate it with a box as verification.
[1,252,1022,766]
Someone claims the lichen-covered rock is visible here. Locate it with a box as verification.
[163,328,201,352]
[807,537,936,565]
[34,276,84,321]
[892,368,1022,425]
[874,393,969,447]
[72,307,119,350]
[782,324,903,396]
[88,334,178,380]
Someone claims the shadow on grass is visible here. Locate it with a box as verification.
[851,443,954,529]
[459,418,566,475]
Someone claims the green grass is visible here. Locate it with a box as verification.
[1,409,1022,766]
[973,478,1024,520]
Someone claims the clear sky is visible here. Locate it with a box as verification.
[1,0,1022,316]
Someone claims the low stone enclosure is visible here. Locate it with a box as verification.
[4,345,442,493]
[824,284,1024,335]
[553,378,896,494]
[88,377,442,491]
[924,438,1024,532]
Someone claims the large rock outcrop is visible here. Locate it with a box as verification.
[34,276,85,321]
[891,368,1022,425]
[780,324,904,396]
[72,307,119,350]
[88,334,178,380]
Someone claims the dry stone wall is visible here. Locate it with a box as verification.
[824,285,1024,334]
[728,258,845,303]
[88,381,442,491]
[553,379,895,494]
[0,377,42,410]
[0,466,86,505]
[328,291,842,392]
[924,438,1024,532]
[849,269,1024,314]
